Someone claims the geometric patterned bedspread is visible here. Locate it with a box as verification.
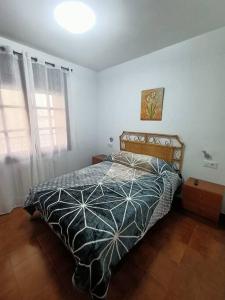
[25,157,181,299]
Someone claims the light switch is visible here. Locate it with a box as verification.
[203,160,218,169]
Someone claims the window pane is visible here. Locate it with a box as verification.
[51,109,67,128]
[49,94,65,108]
[0,133,7,155]
[53,128,67,148]
[1,89,25,106]
[37,109,50,128]
[35,93,48,107]
[8,131,30,153]
[39,129,52,149]
[37,109,48,117]
[4,108,28,130]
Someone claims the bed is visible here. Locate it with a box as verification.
[25,131,184,300]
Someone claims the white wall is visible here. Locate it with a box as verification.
[0,36,98,172]
[96,27,225,212]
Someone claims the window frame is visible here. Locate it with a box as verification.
[0,51,71,158]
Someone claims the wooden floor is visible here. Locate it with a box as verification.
[0,209,225,300]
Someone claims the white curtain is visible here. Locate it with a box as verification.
[0,47,71,214]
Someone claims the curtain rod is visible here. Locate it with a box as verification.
[0,46,72,72]
[14,50,73,72]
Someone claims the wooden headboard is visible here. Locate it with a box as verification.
[120,131,184,171]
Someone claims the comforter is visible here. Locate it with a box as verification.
[25,152,181,299]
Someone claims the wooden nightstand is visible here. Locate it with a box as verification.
[182,177,225,223]
[92,154,107,165]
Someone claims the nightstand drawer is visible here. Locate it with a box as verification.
[183,189,221,222]
[182,185,202,214]
[182,178,224,223]
[200,190,222,207]
[198,190,222,222]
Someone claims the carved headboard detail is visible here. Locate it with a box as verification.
[119,131,184,171]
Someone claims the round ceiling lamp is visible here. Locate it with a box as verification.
[54,1,96,34]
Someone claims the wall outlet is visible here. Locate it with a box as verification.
[203,160,218,169]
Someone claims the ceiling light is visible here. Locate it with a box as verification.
[54,1,96,34]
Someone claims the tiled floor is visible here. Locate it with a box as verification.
[0,208,225,300]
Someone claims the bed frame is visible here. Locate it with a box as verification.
[120,131,184,171]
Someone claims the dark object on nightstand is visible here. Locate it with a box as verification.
[182,177,225,224]
[92,154,107,165]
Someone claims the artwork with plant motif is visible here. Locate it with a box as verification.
[140,88,164,120]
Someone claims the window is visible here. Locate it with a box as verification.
[32,63,69,153]
[0,50,70,158]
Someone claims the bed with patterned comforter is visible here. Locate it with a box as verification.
[25,151,181,299]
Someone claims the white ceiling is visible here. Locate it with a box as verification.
[0,0,225,71]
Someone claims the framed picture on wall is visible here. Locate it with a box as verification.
[140,87,164,120]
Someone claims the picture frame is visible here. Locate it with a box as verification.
[140,87,164,121]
